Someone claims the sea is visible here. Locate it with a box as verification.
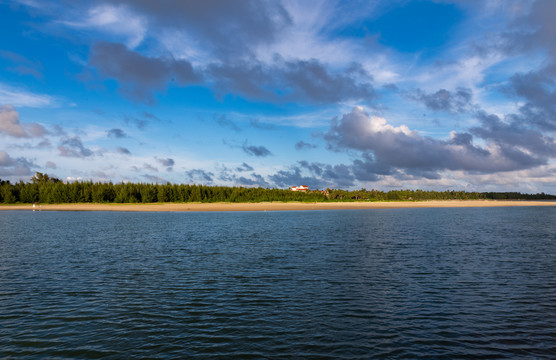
[1,207,555,359]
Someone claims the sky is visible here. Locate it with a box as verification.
[1,0,556,193]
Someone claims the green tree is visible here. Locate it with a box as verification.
[1,182,16,203]
[31,172,60,184]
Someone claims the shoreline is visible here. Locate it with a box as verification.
[1,200,556,212]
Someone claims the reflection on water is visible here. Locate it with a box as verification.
[1,207,555,358]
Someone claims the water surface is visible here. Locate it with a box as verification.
[1,207,555,358]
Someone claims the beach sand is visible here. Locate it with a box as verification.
[1,200,556,212]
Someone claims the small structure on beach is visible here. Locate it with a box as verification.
[290,185,309,192]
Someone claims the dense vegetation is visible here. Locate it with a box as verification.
[1,172,555,204]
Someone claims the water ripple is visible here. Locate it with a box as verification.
[1,207,556,358]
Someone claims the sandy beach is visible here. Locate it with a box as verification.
[1,200,556,212]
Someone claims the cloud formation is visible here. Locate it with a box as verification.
[5,0,556,193]
[156,157,175,171]
[64,4,147,48]
[242,143,272,157]
[208,59,375,104]
[107,128,127,138]
[186,169,214,184]
[295,141,317,150]
[116,147,131,155]
[408,88,473,113]
[215,114,241,132]
[0,104,46,137]
[0,151,35,177]
[58,137,94,158]
[487,0,556,133]
[143,174,167,184]
[269,165,326,190]
[236,173,269,187]
[236,162,254,172]
[106,0,292,57]
[0,82,56,108]
[0,50,43,79]
[89,41,199,103]
[324,106,556,180]
[249,119,275,130]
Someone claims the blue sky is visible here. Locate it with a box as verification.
[1,0,556,193]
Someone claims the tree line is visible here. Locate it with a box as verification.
[1,172,555,204]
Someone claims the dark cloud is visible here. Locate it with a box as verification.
[237,173,270,187]
[208,61,271,100]
[501,70,556,131]
[249,119,276,130]
[49,124,66,136]
[351,154,441,182]
[0,50,43,79]
[351,157,390,182]
[280,58,375,104]
[124,115,148,130]
[471,111,556,158]
[45,161,56,169]
[156,157,175,171]
[408,87,473,113]
[298,160,324,176]
[88,41,200,103]
[0,151,35,177]
[143,111,161,121]
[213,163,268,187]
[242,143,272,157]
[0,105,47,138]
[295,140,317,150]
[91,170,110,179]
[321,163,355,188]
[270,160,357,189]
[124,111,163,130]
[268,165,325,189]
[324,107,553,181]
[1,151,18,167]
[37,139,51,148]
[58,136,94,158]
[236,162,254,172]
[116,147,131,155]
[82,7,370,106]
[156,157,175,167]
[107,0,291,58]
[492,0,556,132]
[215,114,241,132]
[107,128,127,138]
[502,0,556,58]
[208,59,375,104]
[298,161,355,188]
[475,1,556,150]
[186,169,214,184]
[216,165,234,182]
[143,163,158,172]
[143,174,167,184]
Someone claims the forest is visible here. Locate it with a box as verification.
[1,172,555,204]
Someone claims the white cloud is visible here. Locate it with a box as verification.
[0,84,55,108]
[255,0,364,66]
[0,150,35,178]
[159,29,210,67]
[363,111,416,136]
[0,104,47,138]
[63,4,147,48]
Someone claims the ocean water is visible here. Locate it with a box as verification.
[1,207,555,359]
